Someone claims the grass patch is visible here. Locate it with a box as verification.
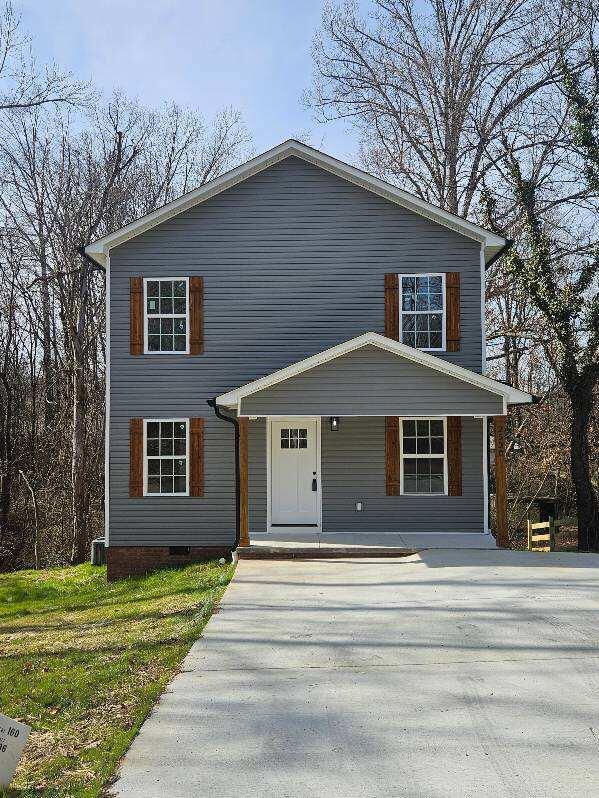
[0,560,234,797]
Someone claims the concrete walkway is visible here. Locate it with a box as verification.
[111,551,599,798]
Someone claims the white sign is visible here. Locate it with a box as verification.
[0,713,31,787]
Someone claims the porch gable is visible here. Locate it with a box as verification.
[239,345,504,416]
[216,333,532,417]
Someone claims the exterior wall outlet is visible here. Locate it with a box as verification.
[356,501,363,512]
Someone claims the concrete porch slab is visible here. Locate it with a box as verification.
[247,531,498,551]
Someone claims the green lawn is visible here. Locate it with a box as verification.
[0,560,234,797]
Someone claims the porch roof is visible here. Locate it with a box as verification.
[215,333,533,416]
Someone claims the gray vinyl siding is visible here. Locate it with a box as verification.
[249,417,485,536]
[108,156,486,547]
[248,419,268,534]
[241,346,502,417]
[110,415,236,546]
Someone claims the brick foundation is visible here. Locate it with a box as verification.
[106,545,232,581]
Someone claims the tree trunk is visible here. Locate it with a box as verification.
[70,262,90,564]
[0,373,14,538]
[569,388,599,552]
[71,346,88,563]
[39,249,56,427]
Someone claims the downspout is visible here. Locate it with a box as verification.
[207,398,241,551]
[487,416,493,537]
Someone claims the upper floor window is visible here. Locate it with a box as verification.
[400,274,445,351]
[144,419,188,495]
[144,278,189,353]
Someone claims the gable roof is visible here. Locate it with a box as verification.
[215,332,533,411]
[85,139,506,265]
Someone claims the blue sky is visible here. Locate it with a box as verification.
[21,0,364,163]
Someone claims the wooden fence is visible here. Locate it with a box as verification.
[527,518,556,552]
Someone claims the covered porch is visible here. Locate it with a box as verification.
[241,531,499,558]
[214,333,532,555]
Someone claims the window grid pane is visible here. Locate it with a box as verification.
[280,427,308,450]
[145,279,188,353]
[401,275,444,350]
[146,420,187,494]
[401,419,445,495]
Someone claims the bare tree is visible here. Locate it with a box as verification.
[482,52,599,550]
[0,92,250,567]
[308,0,584,216]
[0,2,89,112]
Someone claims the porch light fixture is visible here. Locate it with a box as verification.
[330,416,340,432]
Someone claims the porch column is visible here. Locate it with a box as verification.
[493,415,508,548]
[239,417,249,547]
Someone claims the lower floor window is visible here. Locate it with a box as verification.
[145,419,188,495]
[401,418,446,494]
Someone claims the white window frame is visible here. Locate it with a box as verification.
[143,277,190,355]
[400,416,448,496]
[143,418,190,497]
[398,272,446,352]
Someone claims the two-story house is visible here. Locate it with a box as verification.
[84,140,532,580]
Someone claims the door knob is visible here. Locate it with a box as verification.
[312,478,317,491]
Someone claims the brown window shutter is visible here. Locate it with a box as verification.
[189,417,204,496]
[385,416,401,495]
[384,273,399,341]
[189,276,204,355]
[130,277,144,355]
[446,272,460,351]
[447,416,462,496]
[129,418,143,497]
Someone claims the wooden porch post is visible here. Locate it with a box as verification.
[239,417,249,547]
[493,415,508,548]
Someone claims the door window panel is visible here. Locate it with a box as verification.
[281,428,308,449]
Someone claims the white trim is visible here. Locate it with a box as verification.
[104,252,111,546]
[266,416,322,534]
[85,140,506,266]
[318,530,492,536]
[398,272,446,351]
[218,332,533,409]
[143,277,190,355]
[142,418,190,497]
[399,416,448,496]
[482,416,489,533]
[239,412,499,418]
[480,245,487,373]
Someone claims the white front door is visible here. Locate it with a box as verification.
[270,418,320,527]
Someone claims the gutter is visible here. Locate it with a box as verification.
[485,239,513,270]
[76,244,106,272]
[207,398,241,551]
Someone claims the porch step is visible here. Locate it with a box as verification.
[236,545,420,560]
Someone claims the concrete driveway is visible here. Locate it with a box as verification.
[111,551,599,797]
